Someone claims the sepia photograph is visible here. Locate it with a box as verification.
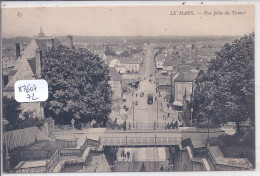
[1,4,255,173]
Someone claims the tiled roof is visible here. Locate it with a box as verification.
[156,77,171,86]
[174,70,199,82]
[118,56,141,64]
[4,35,62,92]
[27,59,36,74]
[19,39,39,60]
[156,54,166,62]
[5,56,35,90]
[163,58,176,66]
[109,67,122,81]
[105,56,116,65]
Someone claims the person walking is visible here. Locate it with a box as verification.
[129,122,131,130]
[122,149,125,158]
[127,151,130,160]
[121,150,123,158]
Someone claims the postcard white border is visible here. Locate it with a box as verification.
[1,1,259,176]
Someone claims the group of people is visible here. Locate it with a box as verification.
[160,165,171,172]
[119,149,134,161]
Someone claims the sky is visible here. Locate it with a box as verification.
[2,5,254,38]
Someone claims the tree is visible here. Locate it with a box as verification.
[193,33,254,133]
[105,46,117,56]
[120,50,130,57]
[42,46,113,125]
[3,97,44,131]
[3,97,21,131]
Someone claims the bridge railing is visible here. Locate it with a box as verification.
[100,136,182,146]
[118,122,179,131]
[55,123,91,132]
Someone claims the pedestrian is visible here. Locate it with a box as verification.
[127,151,130,159]
[132,93,133,97]
[132,152,135,162]
[160,165,164,171]
[136,93,137,97]
[129,122,131,130]
[141,163,146,172]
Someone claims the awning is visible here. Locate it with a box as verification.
[173,101,183,106]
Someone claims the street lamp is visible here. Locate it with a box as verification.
[132,102,135,128]
[190,108,193,125]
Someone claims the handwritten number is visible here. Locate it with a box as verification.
[26,93,39,101]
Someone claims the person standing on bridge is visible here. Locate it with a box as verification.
[141,163,146,172]
[129,122,131,130]
[160,165,164,171]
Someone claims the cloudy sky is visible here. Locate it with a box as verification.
[2,5,254,37]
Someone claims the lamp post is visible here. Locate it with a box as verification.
[132,102,135,128]
[190,108,193,125]
[157,100,159,128]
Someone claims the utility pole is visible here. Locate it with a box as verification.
[207,115,210,148]
[170,72,173,103]
[191,108,193,125]
[133,102,135,128]
[157,100,159,128]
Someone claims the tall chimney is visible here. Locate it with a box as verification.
[35,49,42,76]
[67,35,74,49]
[16,43,20,59]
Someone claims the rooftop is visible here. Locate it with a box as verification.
[119,56,141,64]
[109,67,122,81]
[174,70,199,82]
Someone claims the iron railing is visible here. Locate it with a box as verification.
[100,136,182,146]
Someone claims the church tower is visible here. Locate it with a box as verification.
[38,26,45,37]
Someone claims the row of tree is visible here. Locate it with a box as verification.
[192,33,254,134]
[105,45,144,57]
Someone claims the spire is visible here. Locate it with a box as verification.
[40,26,43,34]
[38,26,45,37]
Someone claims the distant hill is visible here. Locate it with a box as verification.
[2,37,32,58]
[2,37,32,46]
[57,35,239,45]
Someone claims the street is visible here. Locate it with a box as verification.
[123,44,177,130]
